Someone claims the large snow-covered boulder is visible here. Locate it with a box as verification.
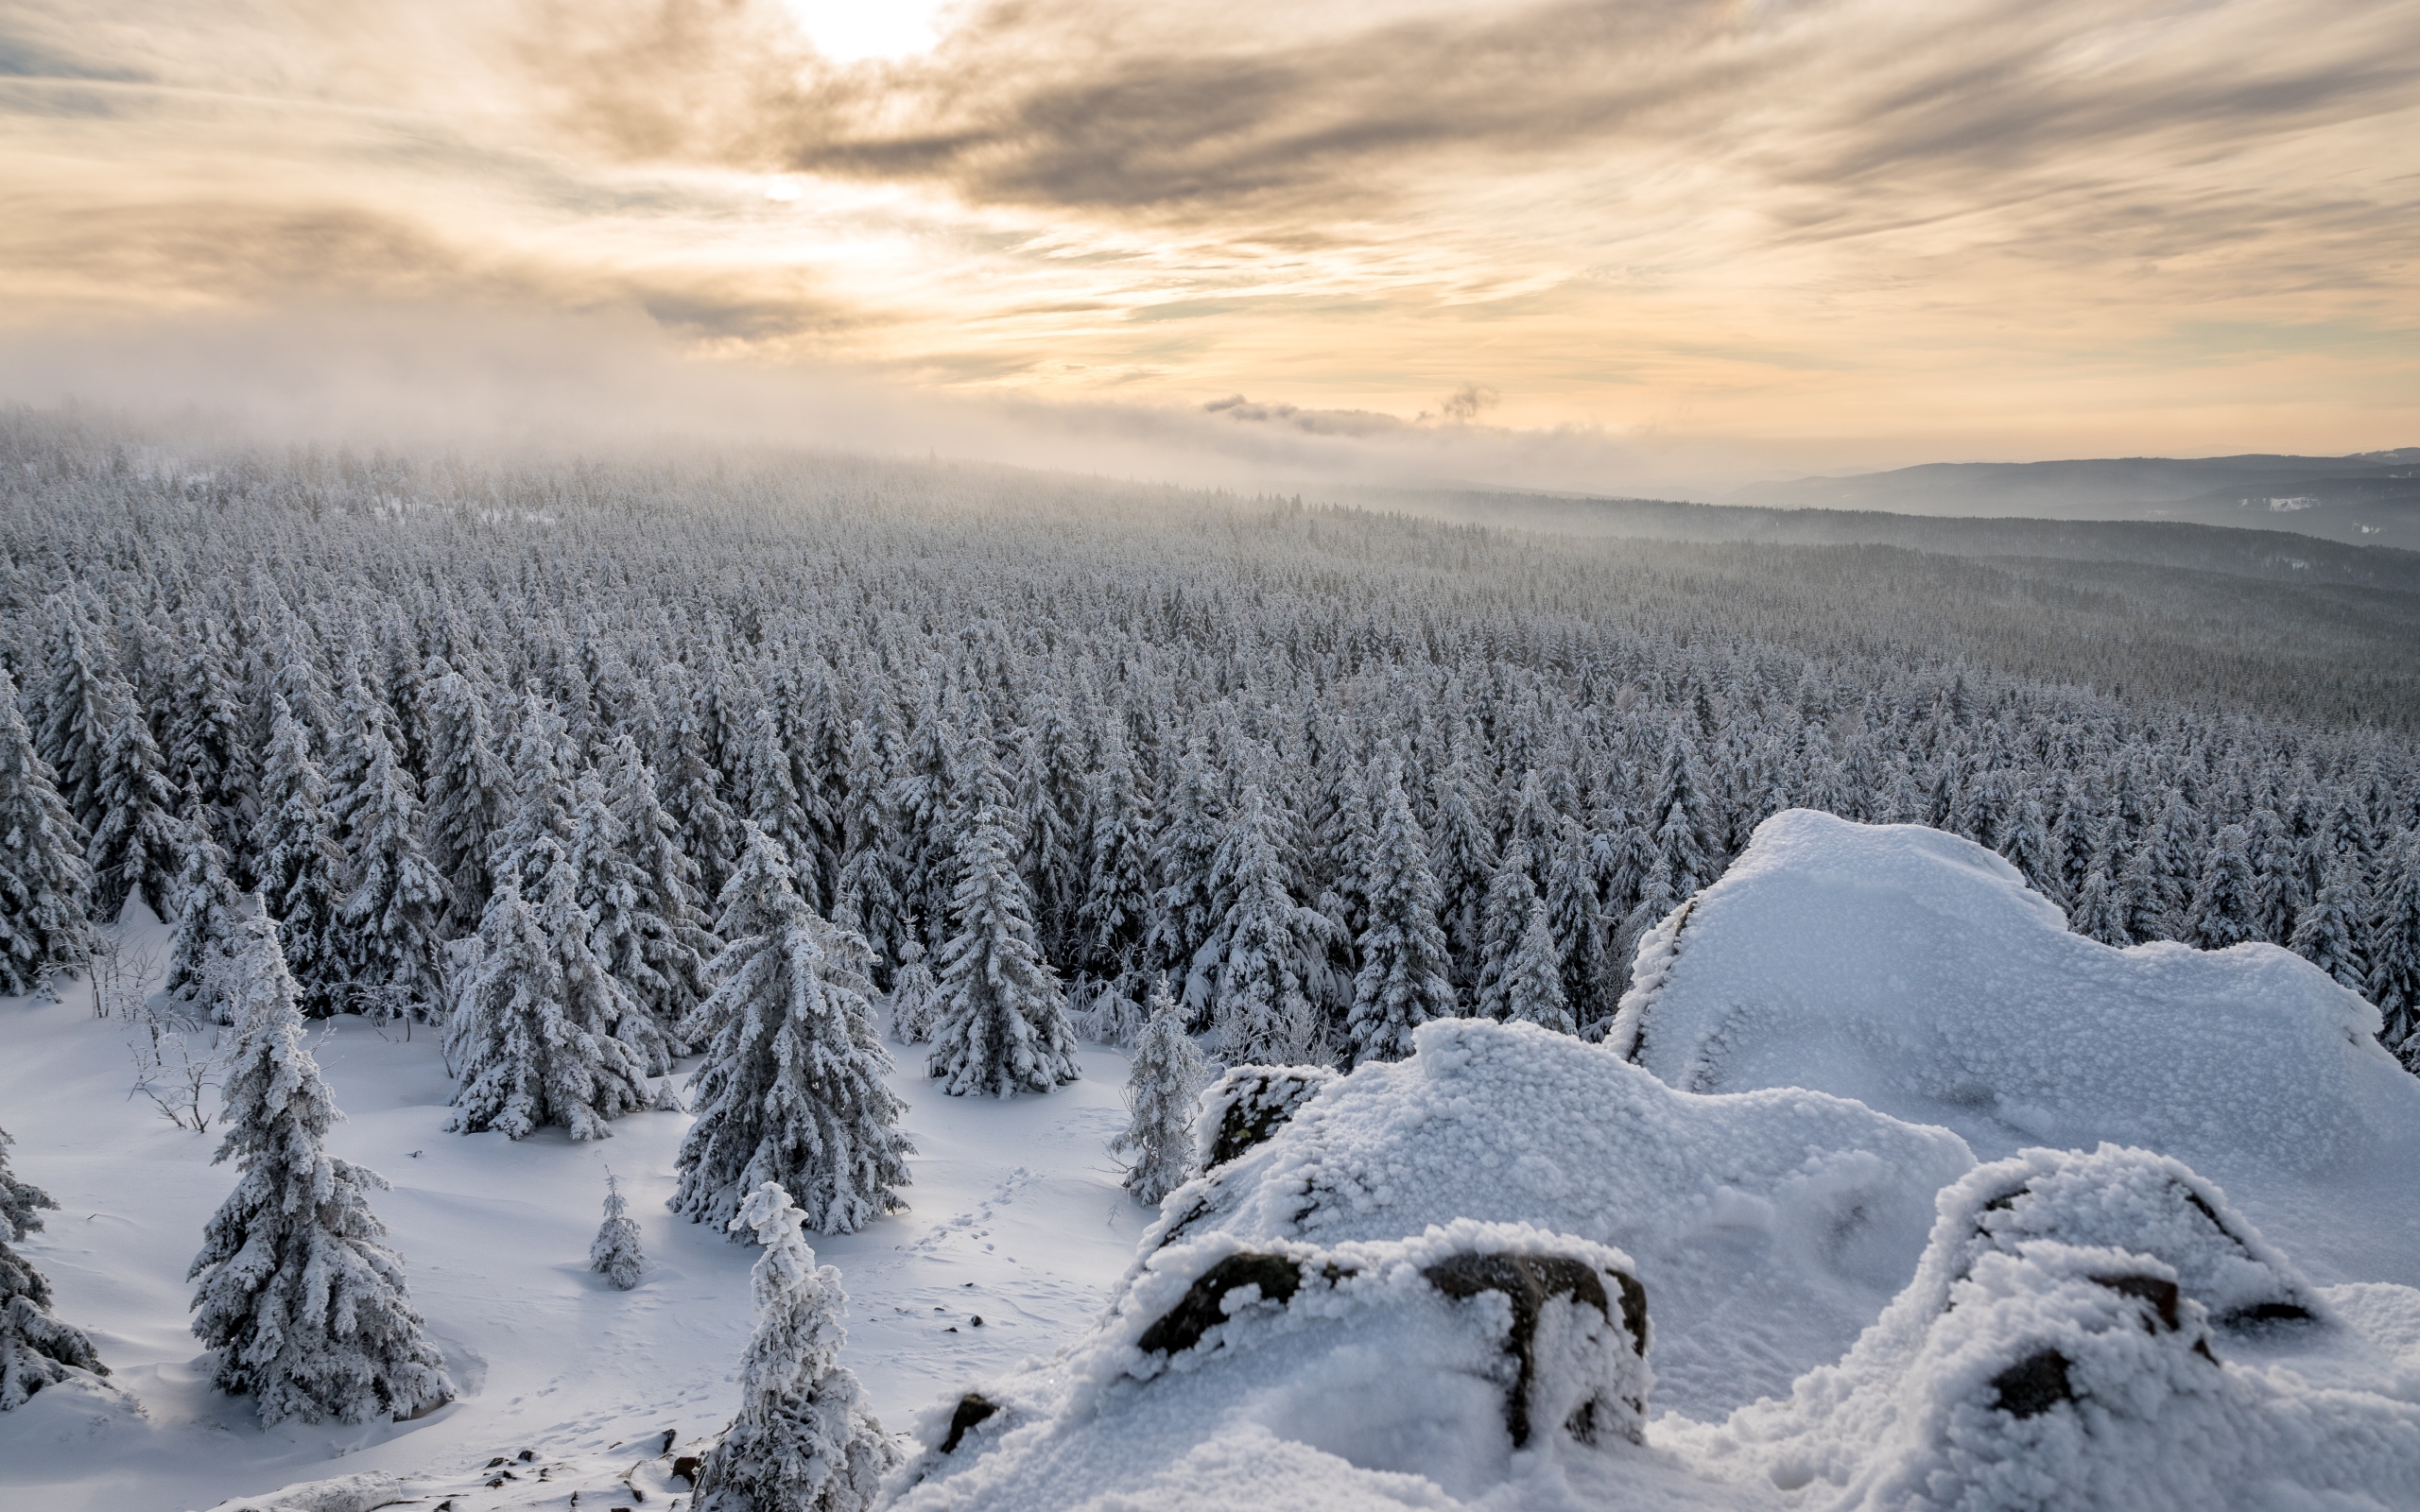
[1146,1018,1976,1418]
[1609,809,2420,1284]
[893,1220,1656,1509]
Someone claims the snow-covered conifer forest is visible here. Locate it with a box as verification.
[5,407,2420,1510]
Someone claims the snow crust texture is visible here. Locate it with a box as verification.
[1668,1146,2420,1509]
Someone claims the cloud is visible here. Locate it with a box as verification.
[0,0,2413,472]
[542,0,2420,259]
[1203,394,1407,438]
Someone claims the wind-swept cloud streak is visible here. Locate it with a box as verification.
[2,0,2415,484]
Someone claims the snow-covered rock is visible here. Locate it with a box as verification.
[1609,809,2420,1284]
[1150,1018,1976,1418]
[903,1040,2420,1511]
[891,1220,1659,1510]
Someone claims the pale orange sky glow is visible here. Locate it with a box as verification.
[2,0,2415,493]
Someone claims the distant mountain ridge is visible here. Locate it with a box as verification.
[1730,450,2420,551]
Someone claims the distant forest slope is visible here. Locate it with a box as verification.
[1319,489,2420,730]
[1360,486,2420,592]
[1726,451,2420,552]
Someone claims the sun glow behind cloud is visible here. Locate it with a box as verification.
[776,0,953,61]
[0,0,2414,489]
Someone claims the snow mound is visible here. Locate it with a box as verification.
[1149,1017,1975,1418]
[895,1044,2420,1510]
[1609,809,2420,1283]
[890,1220,1656,1510]
[1668,1145,2420,1510]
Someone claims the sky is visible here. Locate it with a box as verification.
[2,0,2416,495]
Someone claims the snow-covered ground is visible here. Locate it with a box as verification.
[9,813,2420,1510]
[0,906,1150,1512]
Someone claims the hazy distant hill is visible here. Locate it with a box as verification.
[1350,485,2420,594]
[1729,450,2420,551]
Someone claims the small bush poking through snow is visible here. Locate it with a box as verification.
[590,1171,645,1291]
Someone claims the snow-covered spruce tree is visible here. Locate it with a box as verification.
[33,589,121,840]
[927,797,1081,1097]
[323,659,404,848]
[1473,844,1540,1022]
[2139,791,2204,937]
[675,825,911,1239]
[1614,855,1680,989]
[658,684,743,916]
[2287,852,2369,993]
[163,608,253,855]
[1146,730,1227,1003]
[1110,978,1208,1205]
[87,688,182,922]
[0,666,95,997]
[831,717,903,977]
[164,798,242,1022]
[1201,784,1334,1064]
[1542,815,1611,1028]
[1648,719,1722,898]
[1426,747,1499,989]
[1076,719,1154,986]
[1996,794,2060,904]
[420,660,512,934]
[2112,827,2169,945]
[2,1123,109,1410]
[490,696,579,898]
[188,905,449,1424]
[1498,897,1577,1035]
[886,931,941,1043]
[443,869,654,1142]
[338,722,450,1022]
[742,703,816,885]
[1348,766,1457,1068]
[260,610,337,760]
[567,767,677,1075]
[601,734,719,1041]
[2371,835,2420,1068]
[0,1125,56,1244]
[590,1171,645,1290]
[2068,854,2132,949]
[2186,822,2265,951]
[251,697,349,1016]
[693,1183,898,1512]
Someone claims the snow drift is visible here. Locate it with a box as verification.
[1610,809,2420,1284]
